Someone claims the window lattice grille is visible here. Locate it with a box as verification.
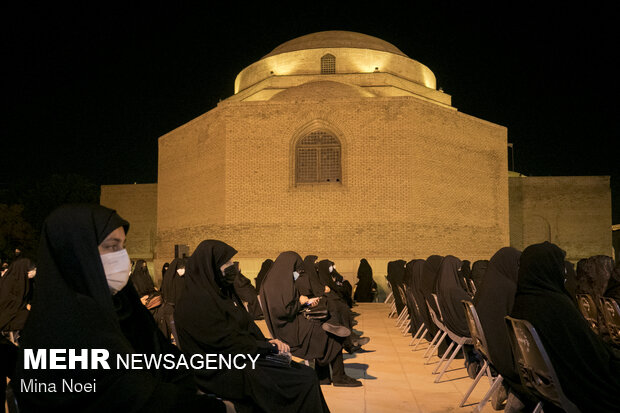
[295,131,341,184]
[321,54,336,74]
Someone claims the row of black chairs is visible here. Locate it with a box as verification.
[576,293,620,346]
[384,279,613,412]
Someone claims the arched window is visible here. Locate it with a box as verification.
[295,131,341,184]
[321,54,336,74]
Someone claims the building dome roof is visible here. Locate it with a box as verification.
[270,80,375,102]
[263,30,408,59]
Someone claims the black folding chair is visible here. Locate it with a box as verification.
[505,316,580,413]
[576,293,600,334]
[460,300,503,412]
[428,294,472,383]
[599,297,620,346]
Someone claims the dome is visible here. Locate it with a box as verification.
[269,80,376,102]
[263,31,408,59]
[233,30,444,104]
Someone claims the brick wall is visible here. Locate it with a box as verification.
[509,176,612,262]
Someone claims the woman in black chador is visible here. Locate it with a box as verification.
[403,259,425,337]
[174,240,329,413]
[13,204,226,412]
[386,259,407,315]
[254,258,273,292]
[0,257,34,334]
[510,242,620,412]
[470,259,489,292]
[473,247,533,407]
[232,262,264,320]
[157,258,186,341]
[129,259,156,297]
[260,251,362,387]
[354,258,377,302]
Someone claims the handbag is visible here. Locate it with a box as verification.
[302,299,329,320]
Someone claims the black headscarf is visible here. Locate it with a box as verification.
[161,262,169,280]
[510,242,620,411]
[473,247,521,385]
[0,257,33,331]
[161,258,186,305]
[14,204,213,412]
[471,260,489,291]
[576,255,614,299]
[260,251,329,360]
[354,259,375,302]
[254,259,273,292]
[434,255,470,337]
[130,259,156,297]
[387,259,407,314]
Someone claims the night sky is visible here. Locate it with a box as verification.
[3,3,619,223]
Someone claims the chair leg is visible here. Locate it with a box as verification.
[413,328,428,350]
[423,330,442,358]
[402,319,411,335]
[435,342,463,382]
[425,331,447,364]
[459,360,489,407]
[396,308,407,326]
[473,375,503,413]
[409,324,425,345]
[532,402,543,413]
[384,291,393,304]
[432,341,455,374]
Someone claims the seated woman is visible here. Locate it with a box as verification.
[510,242,620,412]
[473,247,536,409]
[260,251,362,387]
[0,257,35,341]
[13,204,226,412]
[129,259,162,314]
[174,240,331,412]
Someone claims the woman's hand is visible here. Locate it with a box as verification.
[307,297,320,307]
[299,295,309,305]
[140,295,149,305]
[269,339,290,354]
[324,285,331,293]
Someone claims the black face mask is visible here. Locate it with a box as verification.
[221,265,239,286]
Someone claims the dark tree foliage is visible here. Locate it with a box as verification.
[0,174,100,256]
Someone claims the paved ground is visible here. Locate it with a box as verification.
[259,302,499,413]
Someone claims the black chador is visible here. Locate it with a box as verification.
[175,241,329,413]
[353,258,376,302]
[254,259,273,292]
[232,263,264,320]
[0,258,33,332]
[386,260,407,315]
[13,204,224,412]
[510,242,620,412]
[261,252,360,386]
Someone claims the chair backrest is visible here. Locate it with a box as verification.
[462,300,491,362]
[426,299,444,330]
[599,297,620,345]
[576,293,599,334]
[468,279,477,295]
[431,293,444,321]
[504,316,580,413]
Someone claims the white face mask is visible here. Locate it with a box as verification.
[328,265,334,273]
[100,249,131,295]
[293,271,300,281]
[177,268,186,276]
